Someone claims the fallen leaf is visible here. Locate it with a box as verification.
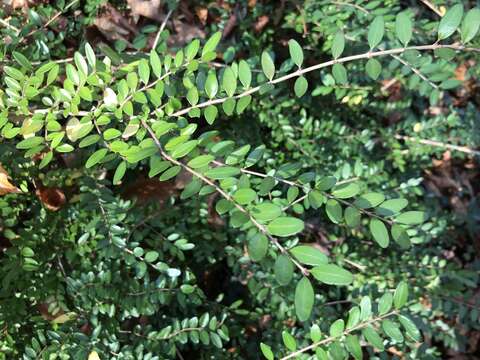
[169,20,205,47]
[195,6,208,25]
[127,0,163,22]
[36,187,66,211]
[0,164,21,196]
[254,15,269,33]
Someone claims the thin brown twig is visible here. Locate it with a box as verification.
[419,0,443,17]
[280,310,398,359]
[152,7,174,50]
[140,119,310,276]
[331,1,369,14]
[391,54,438,89]
[395,135,480,156]
[170,44,478,118]
[23,0,80,40]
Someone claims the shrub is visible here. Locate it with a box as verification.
[1,1,479,359]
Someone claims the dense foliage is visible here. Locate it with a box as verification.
[1,1,480,359]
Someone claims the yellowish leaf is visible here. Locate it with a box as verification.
[88,351,101,360]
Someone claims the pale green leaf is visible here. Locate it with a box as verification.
[295,277,314,321]
[311,264,353,285]
[438,4,464,40]
[267,217,304,237]
[368,16,385,49]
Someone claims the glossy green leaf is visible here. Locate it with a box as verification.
[365,58,382,80]
[311,264,353,285]
[391,224,411,248]
[171,140,198,159]
[85,43,96,67]
[345,335,362,360]
[274,254,294,285]
[398,315,421,342]
[376,198,408,216]
[204,105,218,125]
[233,188,256,205]
[393,281,408,309]
[378,293,393,315]
[354,192,385,209]
[150,50,162,78]
[222,67,237,97]
[159,165,181,181]
[329,319,345,337]
[346,307,360,329]
[396,12,413,46]
[368,16,385,49]
[85,148,108,168]
[288,39,303,67]
[382,319,404,343]
[74,52,88,75]
[362,326,384,351]
[295,277,314,321]
[252,203,282,222]
[294,76,308,97]
[138,59,150,84]
[267,217,304,237]
[260,343,274,360]
[394,211,427,225]
[238,60,252,89]
[290,245,328,266]
[282,331,297,351]
[248,234,268,262]
[461,8,480,43]
[331,31,345,59]
[344,206,361,228]
[325,199,342,224]
[261,51,275,81]
[369,219,389,248]
[188,155,214,169]
[205,166,240,179]
[317,176,336,191]
[205,72,218,99]
[202,32,222,57]
[332,63,347,84]
[332,183,359,199]
[438,4,464,40]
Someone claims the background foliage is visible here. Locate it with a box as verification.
[1,0,480,359]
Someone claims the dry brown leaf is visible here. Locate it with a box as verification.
[36,187,66,211]
[127,0,163,22]
[169,20,205,47]
[94,3,138,43]
[195,6,208,25]
[0,164,21,196]
[254,15,269,33]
